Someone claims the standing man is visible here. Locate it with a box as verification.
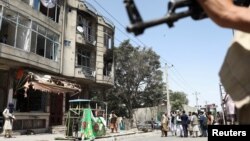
[2,103,15,138]
[224,94,236,125]
[180,110,189,137]
[161,113,169,137]
[199,111,208,137]
[170,111,177,136]
[150,118,155,130]
[110,111,117,133]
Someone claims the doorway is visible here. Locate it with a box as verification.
[49,94,63,126]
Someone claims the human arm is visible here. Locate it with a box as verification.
[197,0,250,33]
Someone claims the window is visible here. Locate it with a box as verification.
[76,47,91,67]
[77,14,96,44]
[33,0,40,11]
[21,0,61,23]
[104,27,112,49]
[39,0,61,23]
[0,8,17,46]
[0,7,60,61]
[16,14,31,51]
[30,23,38,53]
[103,61,112,76]
[36,34,46,57]
[46,31,54,59]
[30,22,59,61]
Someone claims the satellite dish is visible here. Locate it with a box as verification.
[77,26,84,33]
[41,0,57,8]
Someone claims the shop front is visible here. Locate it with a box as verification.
[11,70,81,133]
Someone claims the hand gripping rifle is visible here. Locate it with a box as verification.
[124,0,250,36]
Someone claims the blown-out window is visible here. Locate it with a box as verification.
[103,27,112,49]
[0,8,17,46]
[16,15,32,51]
[76,47,91,67]
[77,14,96,44]
[31,22,59,60]
[21,0,61,23]
[0,7,60,61]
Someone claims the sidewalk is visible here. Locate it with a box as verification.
[0,128,159,141]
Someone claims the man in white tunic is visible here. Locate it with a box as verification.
[224,94,236,125]
[2,103,15,138]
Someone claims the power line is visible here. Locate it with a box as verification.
[91,0,146,47]
[160,57,198,94]
[91,0,199,101]
[168,75,190,93]
[172,66,197,92]
[169,68,195,93]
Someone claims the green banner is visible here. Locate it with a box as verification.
[81,109,95,140]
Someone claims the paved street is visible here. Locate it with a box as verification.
[119,132,207,141]
[115,131,207,141]
[0,130,207,141]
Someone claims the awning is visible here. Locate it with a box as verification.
[24,71,81,94]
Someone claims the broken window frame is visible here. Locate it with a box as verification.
[0,7,60,61]
[20,0,61,23]
[103,27,113,49]
[76,47,91,68]
[77,13,96,44]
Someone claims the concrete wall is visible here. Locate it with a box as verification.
[62,5,77,76]
[133,105,167,123]
[0,44,60,72]
[182,104,197,113]
[95,16,114,85]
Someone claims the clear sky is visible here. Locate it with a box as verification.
[86,0,233,109]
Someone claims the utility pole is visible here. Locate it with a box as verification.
[205,100,208,111]
[165,63,172,116]
[193,92,200,110]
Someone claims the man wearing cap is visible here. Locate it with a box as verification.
[2,103,15,138]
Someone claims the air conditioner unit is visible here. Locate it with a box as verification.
[91,71,96,77]
[41,0,56,8]
[92,40,96,46]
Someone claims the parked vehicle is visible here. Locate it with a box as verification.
[137,120,161,132]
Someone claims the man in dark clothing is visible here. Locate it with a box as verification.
[199,111,208,137]
[150,118,155,130]
[180,110,189,137]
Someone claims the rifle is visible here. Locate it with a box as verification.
[124,0,250,36]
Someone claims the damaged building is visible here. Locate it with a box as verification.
[0,0,114,133]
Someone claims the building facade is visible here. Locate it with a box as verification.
[0,0,114,133]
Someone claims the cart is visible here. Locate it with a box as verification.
[65,99,107,141]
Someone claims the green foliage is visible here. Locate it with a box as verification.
[170,91,189,111]
[107,40,165,118]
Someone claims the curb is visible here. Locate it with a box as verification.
[96,132,136,139]
[96,131,159,141]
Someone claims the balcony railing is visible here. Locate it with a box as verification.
[81,66,96,78]
[76,21,96,45]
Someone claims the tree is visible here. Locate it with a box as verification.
[170,90,189,111]
[107,40,165,118]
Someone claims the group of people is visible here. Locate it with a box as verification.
[108,111,124,133]
[165,110,216,138]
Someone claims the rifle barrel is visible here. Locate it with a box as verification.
[127,10,192,35]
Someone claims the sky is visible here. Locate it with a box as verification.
[85,0,233,110]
